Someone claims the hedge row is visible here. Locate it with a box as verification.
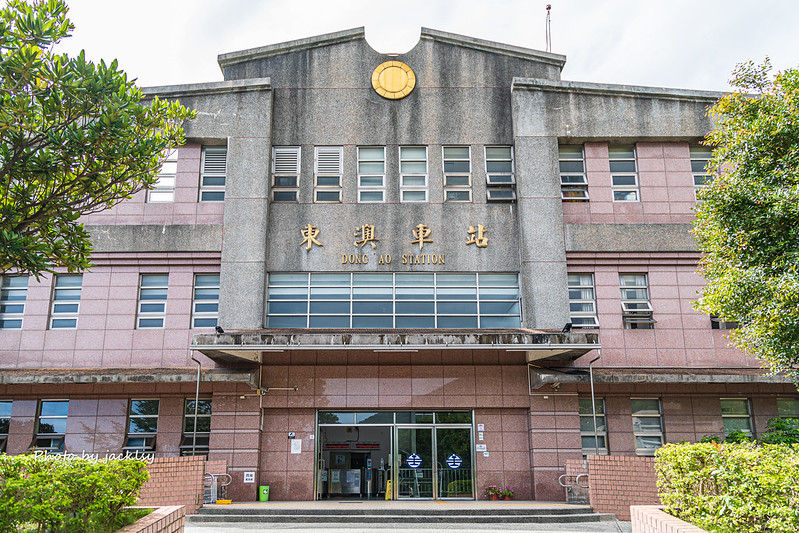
[655,442,799,533]
[0,453,149,532]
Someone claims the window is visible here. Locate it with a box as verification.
[559,145,588,201]
[631,398,664,456]
[399,146,428,202]
[568,273,598,328]
[485,146,515,201]
[266,272,521,329]
[579,398,607,455]
[147,149,178,202]
[721,398,754,438]
[192,274,220,328]
[609,145,639,201]
[357,147,386,202]
[137,274,168,328]
[0,400,10,453]
[777,398,799,419]
[199,146,227,201]
[273,146,301,202]
[123,399,159,452]
[33,400,68,452]
[50,275,82,329]
[314,146,343,203]
[619,273,654,329]
[443,146,471,202]
[710,315,738,330]
[691,146,714,199]
[180,399,212,456]
[0,275,28,329]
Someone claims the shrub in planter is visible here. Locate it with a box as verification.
[655,442,799,533]
[446,479,472,497]
[0,453,149,532]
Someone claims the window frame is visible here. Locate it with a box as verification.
[191,274,220,329]
[720,398,754,438]
[147,148,178,203]
[32,399,68,453]
[609,145,639,202]
[568,273,599,328]
[180,398,212,456]
[0,400,11,453]
[631,398,664,456]
[313,146,343,203]
[690,146,714,200]
[443,146,472,203]
[777,398,799,419]
[357,146,386,203]
[485,146,516,202]
[49,274,82,329]
[272,146,301,203]
[619,273,655,329]
[137,274,168,329]
[399,146,428,203]
[579,398,608,456]
[199,146,228,202]
[0,275,28,329]
[123,399,159,452]
[559,145,589,201]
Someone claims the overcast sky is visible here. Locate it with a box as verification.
[55,0,799,92]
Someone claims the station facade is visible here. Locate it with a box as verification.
[1,28,796,502]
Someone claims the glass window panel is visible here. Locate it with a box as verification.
[2,277,28,288]
[53,289,81,301]
[270,274,308,285]
[141,275,168,287]
[401,147,427,159]
[631,399,661,414]
[1,319,22,328]
[268,301,308,314]
[202,177,226,187]
[479,301,520,315]
[0,293,25,303]
[309,315,350,327]
[0,402,11,417]
[273,176,298,187]
[445,190,471,201]
[140,288,167,300]
[40,401,69,417]
[185,418,211,433]
[777,398,799,417]
[632,417,663,432]
[359,162,385,174]
[310,287,350,299]
[608,146,635,158]
[269,287,308,299]
[611,175,637,186]
[401,161,427,173]
[581,435,606,449]
[435,412,471,424]
[130,400,159,416]
[395,288,434,300]
[570,302,595,313]
[437,274,476,286]
[129,418,158,433]
[720,399,750,415]
[723,417,753,432]
[53,303,79,313]
[479,274,517,286]
[273,191,297,202]
[579,399,605,415]
[480,315,520,328]
[352,301,393,314]
[309,301,350,314]
[318,412,355,424]
[395,302,435,315]
[185,400,213,416]
[353,287,392,300]
[437,302,477,314]
[580,417,606,432]
[635,436,663,449]
[0,420,9,434]
[437,288,477,300]
[311,273,351,286]
[437,316,478,328]
[359,148,384,160]
[0,304,24,314]
[486,161,512,173]
[479,287,519,300]
[359,191,384,202]
[443,147,469,159]
[395,412,433,424]
[51,318,77,329]
[55,276,82,288]
[139,303,165,313]
[138,318,163,328]
[614,191,639,201]
[356,412,394,424]
[396,316,436,328]
[396,273,435,286]
[316,191,341,202]
[444,161,470,173]
[316,176,341,187]
[193,318,217,328]
[194,288,219,300]
[445,175,470,186]
[353,273,393,286]
[267,315,307,328]
[559,160,585,173]
[39,419,67,434]
[352,315,393,328]
[485,147,511,159]
[200,191,225,201]
[609,160,637,172]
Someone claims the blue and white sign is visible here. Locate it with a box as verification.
[406,453,422,469]
[446,454,462,470]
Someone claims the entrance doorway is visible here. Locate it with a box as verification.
[316,411,474,500]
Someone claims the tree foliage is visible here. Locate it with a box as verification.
[0,0,195,277]
[694,59,799,383]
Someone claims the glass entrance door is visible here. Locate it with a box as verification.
[436,427,472,498]
[396,427,434,499]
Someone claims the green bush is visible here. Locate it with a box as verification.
[761,418,799,445]
[0,453,149,532]
[655,442,799,533]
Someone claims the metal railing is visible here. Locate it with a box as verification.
[204,472,232,504]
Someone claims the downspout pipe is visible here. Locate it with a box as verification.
[191,354,202,456]
[588,351,601,457]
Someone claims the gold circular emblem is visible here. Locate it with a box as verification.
[371,61,416,100]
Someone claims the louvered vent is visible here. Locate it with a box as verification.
[203,147,227,175]
[273,147,300,174]
[316,147,342,174]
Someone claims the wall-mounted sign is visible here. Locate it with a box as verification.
[288,432,296,439]
[476,444,487,452]
[477,424,485,432]
[446,454,462,470]
[406,453,422,469]
[291,439,302,454]
[243,472,255,483]
[371,61,416,100]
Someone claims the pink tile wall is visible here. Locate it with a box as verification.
[570,263,750,369]
[2,264,221,370]
[563,142,696,224]
[80,144,223,226]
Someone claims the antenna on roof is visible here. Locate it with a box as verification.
[545,4,552,53]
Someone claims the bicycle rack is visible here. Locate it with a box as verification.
[558,472,590,504]
[204,472,233,504]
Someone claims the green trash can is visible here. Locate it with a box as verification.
[259,485,270,502]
